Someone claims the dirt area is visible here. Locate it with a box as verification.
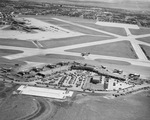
[66,41,138,59]
[129,28,150,35]
[137,36,150,44]
[0,95,38,120]
[140,45,150,60]
[0,38,36,48]
[0,80,54,120]
[49,91,150,120]
[39,35,113,48]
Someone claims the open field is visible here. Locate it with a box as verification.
[0,39,36,48]
[95,59,131,65]
[55,23,111,36]
[129,28,150,35]
[0,95,38,120]
[0,57,25,68]
[140,45,150,60]
[66,41,138,59]
[51,91,150,120]
[0,49,23,56]
[137,36,150,44]
[74,22,127,36]
[19,55,82,64]
[45,54,84,60]
[39,36,112,48]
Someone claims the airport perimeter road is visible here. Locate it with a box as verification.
[1,17,150,68]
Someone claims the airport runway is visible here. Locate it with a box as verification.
[1,17,150,67]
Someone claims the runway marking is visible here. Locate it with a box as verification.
[31,40,44,48]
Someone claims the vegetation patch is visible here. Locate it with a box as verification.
[95,59,131,65]
[140,45,150,60]
[0,95,38,120]
[76,22,127,36]
[19,55,79,64]
[0,49,23,56]
[51,92,150,120]
[45,54,84,60]
[136,36,150,44]
[40,35,113,48]
[0,39,36,48]
[129,28,150,35]
[66,41,138,59]
[0,57,25,68]
[61,24,111,36]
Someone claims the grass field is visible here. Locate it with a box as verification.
[95,59,131,65]
[51,91,150,120]
[39,35,113,48]
[0,57,25,68]
[140,45,150,60]
[137,36,150,44]
[19,55,82,64]
[0,39,36,48]
[58,23,112,36]
[45,54,84,60]
[0,49,23,56]
[129,28,150,35]
[74,22,127,36]
[66,41,138,59]
[0,95,38,120]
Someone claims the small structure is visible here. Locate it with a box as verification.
[90,76,101,84]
